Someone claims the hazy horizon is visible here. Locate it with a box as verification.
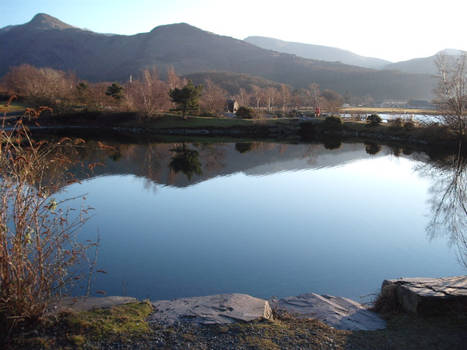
[1,0,466,63]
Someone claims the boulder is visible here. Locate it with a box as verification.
[150,293,273,325]
[270,293,386,331]
[381,276,467,314]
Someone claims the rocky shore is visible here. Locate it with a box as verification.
[13,275,460,350]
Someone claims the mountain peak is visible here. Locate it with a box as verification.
[437,48,464,56]
[26,13,74,30]
[150,22,202,34]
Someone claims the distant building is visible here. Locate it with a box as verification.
[380,99,408,108]
[226,99,239,113]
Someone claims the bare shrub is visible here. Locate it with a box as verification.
[0,107,93,337]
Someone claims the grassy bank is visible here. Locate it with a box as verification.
[5,110,464,154]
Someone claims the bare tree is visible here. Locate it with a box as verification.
[126,67,170,116]
[250,85,264,110]
[200,79,227,115]
[235,88,250,107]
[321,89,344,114]
[264,87,279,112]
[308,83,321,109]
[3,65,76,109]
[167,66,186,90]
[434,53,467,136]
[420,147,467,268]
[280,84,291,112]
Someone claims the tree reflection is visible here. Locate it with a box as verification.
[169,144,202,180]
[420,142,466,268]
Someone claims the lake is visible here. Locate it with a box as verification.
[54,140,465,302]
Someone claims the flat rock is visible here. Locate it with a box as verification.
[48,296,138,313]
[150,293,273,325]
[270,293,386,331]
[381,276,467,314]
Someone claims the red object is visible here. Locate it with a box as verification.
[315,107,321,116]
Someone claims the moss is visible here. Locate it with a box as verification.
[61,301,153,341]
[67,334,85,347]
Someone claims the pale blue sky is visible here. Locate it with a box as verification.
[1,0,466,62]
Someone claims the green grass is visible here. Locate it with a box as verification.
[124,115,289,129]
[60,301,153,340]
[10,301,153,349]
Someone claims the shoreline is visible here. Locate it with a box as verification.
[6,111,464,156]
[7,276,466,349]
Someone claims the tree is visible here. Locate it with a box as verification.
[264,87,279,112]
[235,106,255,119]
[434,53,467,137]
[321,89,344,114]
[200,79,227,115]
[3,64,76,110]
[366,114,382,126]
[308,83,321,109]
[126,67,170,116]
[169,80,203,118]
[280,84,291,112]
[105,83,124,101]
[169,144,202,180]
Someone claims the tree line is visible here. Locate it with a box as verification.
[0,64,345,118]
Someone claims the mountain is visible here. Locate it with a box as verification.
[0,14,436,100]
[383,49,465,75]
[245,36,390,69]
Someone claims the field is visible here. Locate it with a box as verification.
[339,107,439,115]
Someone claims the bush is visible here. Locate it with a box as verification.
[323,115,343,129]
[365,142,382,155]
[235,106,255,119]
[389,117,404,129]
[0,114,93,338]
[366,114,382,126]
[404,120,416,130]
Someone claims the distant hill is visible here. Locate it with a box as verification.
[245,36,390,69]
[383,49,465,75]
[0,14,436,100]
[184,72,285,95]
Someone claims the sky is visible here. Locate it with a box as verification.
[1,0,466,62]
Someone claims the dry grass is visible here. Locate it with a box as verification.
[340,107,440,115]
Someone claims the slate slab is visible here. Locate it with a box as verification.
[381,276,467,314]
[270,293,386,331]
[150,293,273,325]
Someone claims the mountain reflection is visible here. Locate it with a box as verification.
[39,138,466,270]
[60,141,391,187]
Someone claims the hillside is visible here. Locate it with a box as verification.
[0,14,436,100]
[184,72,285,95]
[245,36,390,69]
[383,49,465,75]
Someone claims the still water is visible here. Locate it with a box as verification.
[57,141,465,302]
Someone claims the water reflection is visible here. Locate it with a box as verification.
[419,143,466,268]
[169,144,202,180]
[40,138,466,299]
